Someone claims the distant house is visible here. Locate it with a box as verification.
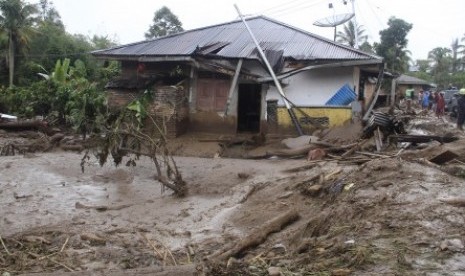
[92,16,383,137]
[395,74,435,99]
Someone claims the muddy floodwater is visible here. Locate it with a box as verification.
[2,116,465,275]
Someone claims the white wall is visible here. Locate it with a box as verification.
[265,67,355,106]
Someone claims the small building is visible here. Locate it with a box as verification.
[395,74,435,100]
[92,16,383,137]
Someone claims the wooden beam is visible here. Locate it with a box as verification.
[224,59,243,116]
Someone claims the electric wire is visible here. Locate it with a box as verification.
[354,0,378,42]
[13,51,93,58]
[257,0,310,14]
[262,0,327,17]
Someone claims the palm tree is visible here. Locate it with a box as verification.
[428,47,452,75]
[460,33,465,71]
[336,20,368,48]
[0,0,38,87]
[428,47,452,88]
[450,38,463,73]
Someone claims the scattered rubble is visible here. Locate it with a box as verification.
[1,106,465,275]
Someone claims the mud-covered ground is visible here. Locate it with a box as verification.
[2,112,465,275]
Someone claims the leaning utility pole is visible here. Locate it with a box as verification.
[234,4,303,136]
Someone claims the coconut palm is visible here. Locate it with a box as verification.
[336,20,368,48]
[451,38,463,73]
[0,0,38,87]
[428,47,452,88]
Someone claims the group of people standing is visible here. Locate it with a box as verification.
[404,88,445,117]
[418,90,446,117]
[404,87,465,130]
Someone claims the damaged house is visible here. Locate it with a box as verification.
[92,16,383,137]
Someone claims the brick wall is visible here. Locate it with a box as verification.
[149,86,189,138]
[107,89,140,108]
[107,86,189,138]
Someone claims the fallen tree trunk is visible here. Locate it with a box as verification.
[212,209,300,261]
[0,120,48,132]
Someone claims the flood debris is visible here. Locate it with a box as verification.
[429,150,459,165]
[3,102,465,276]
[75,202,133,212]
[210,209,300,262]
[390,134,458,144]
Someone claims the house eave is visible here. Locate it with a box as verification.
[258,58,384,82]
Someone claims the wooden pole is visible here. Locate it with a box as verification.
[224,59,243,116]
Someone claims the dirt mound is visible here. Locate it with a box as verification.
[205,156,465,274]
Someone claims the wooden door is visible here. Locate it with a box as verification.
[196,79,230,112]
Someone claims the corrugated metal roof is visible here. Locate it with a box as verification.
[396,74,431,85]
[93,16,381,61]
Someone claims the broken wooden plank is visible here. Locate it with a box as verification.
[429,150,459,165]
[374,127,382,152]
[355,151,392,158]
[440,198,465,207]
[341,139,367,158]
[390,134,459,144]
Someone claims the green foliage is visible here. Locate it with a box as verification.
[126,90,153,127]
[449,72,465,89]
[145,6,184,39]
[413,59,430,73]
[0,80,53,117]
[53,58,70,83]
[66,79,107,138]
[0,58,108,139]
[376,17,413,73]
[359,41,375,54]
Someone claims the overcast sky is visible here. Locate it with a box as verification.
[36,0,464,61]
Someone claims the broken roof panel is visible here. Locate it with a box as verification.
[93,16,381,62]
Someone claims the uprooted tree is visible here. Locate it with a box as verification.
[82,90,187,196]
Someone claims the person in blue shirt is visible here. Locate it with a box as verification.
[422,91,430,110]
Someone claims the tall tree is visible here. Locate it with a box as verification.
[451,38,462,73]
[428,47,452,88]
[336,21,368,48]
[414,59,431,73]
[0,0,38,87]
[461,33,465,71]
[375,17,412,73]
[359,41,375,54]
[428,47,451,74]
[39,0,63,28]
[145,6,183,39]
